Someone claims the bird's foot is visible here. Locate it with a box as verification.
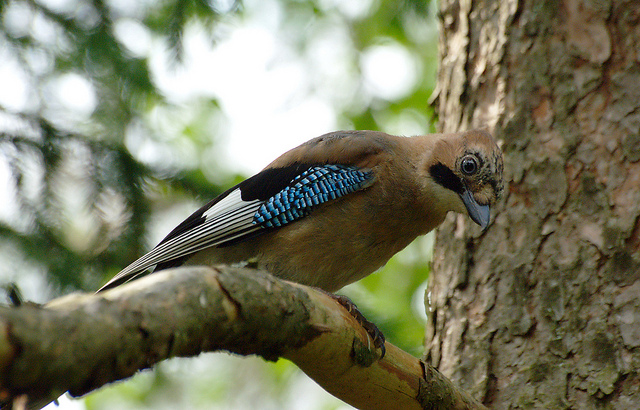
[331,294,386,359]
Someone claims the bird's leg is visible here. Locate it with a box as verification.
[330,294,386,359]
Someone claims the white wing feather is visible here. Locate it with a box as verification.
[97,189,262,291]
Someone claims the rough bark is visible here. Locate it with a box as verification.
[428,0,640,408]
[0,266,485,410]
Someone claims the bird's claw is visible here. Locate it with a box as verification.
[332,294,386,359]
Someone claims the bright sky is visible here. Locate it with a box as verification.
[147,8,418,177]
[0,0,422,180]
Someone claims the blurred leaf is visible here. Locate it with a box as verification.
[0,0,438,407]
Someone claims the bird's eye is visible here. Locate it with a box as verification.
[461,156,479,175]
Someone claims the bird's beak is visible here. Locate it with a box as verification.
[460,189,490,230]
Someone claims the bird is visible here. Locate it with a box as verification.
[98,129,504,354]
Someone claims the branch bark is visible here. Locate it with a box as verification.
[0,266,485,410]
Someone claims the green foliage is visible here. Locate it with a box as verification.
[0,0,438,294]
[0,0,238,291]
[0,0,438,407]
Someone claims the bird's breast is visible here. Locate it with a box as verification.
[252,191,431,291]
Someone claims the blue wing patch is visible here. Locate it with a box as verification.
[254,165,373,228]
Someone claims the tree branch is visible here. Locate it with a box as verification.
[0,266,486,410]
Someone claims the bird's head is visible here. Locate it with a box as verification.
[428,130,504,229]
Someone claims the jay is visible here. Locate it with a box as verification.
[99,129,504,353]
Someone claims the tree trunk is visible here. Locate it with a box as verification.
[427,0,640,408]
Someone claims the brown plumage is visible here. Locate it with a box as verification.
[99,129,504,293]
